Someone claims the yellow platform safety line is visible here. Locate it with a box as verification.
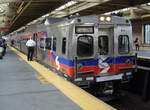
[9,45,116,110]
[35,74,49,84]
[138,56,150,60]
[19,57,24,61]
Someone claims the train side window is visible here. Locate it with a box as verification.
[33,33,37,41]
[62,37,66,54]
[77,35,93,57]
[98,36,109,55]
[40,38,45,48]
[53,38,56,51]
[46,38,51,50]
[118,35,129,54]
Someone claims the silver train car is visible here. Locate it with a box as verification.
[9,15,136,95]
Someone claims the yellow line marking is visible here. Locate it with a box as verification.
[138,56,150,60]
[19,58,24,61]
[9,45,116,110]
[35,74,49,84]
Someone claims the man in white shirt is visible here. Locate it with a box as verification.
[26,38,36,61]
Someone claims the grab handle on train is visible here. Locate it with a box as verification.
[74,56,78,79]
[135,53,138,72]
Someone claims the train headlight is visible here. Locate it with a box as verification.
[106,16,111,22]
[99,16,105,21]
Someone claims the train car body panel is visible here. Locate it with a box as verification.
[8,14,136,95]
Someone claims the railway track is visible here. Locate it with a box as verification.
[108,91,150,110]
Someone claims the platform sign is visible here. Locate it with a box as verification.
[75,26,94,34]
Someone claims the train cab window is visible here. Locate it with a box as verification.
[62,38,66,54]
[98,36,109,55]
[118,35,129,54]
[53,38,56,51]
[40,38,45,48]
[77,35,93,57]
[46,38,51,50]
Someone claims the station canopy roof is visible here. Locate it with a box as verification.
[0,0,149,34]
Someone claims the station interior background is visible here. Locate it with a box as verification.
[0,0,149,50]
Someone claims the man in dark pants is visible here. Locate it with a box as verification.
[2,39,7,56]
[26,38,36,61]
[0,38,3,59]
[27,47,34,61]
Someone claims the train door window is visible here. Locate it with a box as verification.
[40,38,45,48]
[98,36,108,55]
[33,33,37,41]
[118,35,129,54]
[77,35,93,57]
[53,38,56,51]
[46,38,51,50]
[62,37,66,54]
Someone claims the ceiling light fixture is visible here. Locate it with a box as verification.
[42,13,50,18]
[147,2,150,6]
[55,1,77,11]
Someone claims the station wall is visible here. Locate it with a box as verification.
[132,18,150,50]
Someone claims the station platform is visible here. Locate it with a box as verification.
[0,47,115,110]
[134,50,150,59]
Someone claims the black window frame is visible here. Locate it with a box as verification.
[45,38,52,50]
[98,36,109,55]
[62,37,66,54]
[118,35,130,54]
[53,38,56,51]
[77,35,93,57]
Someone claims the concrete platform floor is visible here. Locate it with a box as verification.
[134,50,150,57]
[0,48,82,110]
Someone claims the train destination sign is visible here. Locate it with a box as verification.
[75,26,94,34]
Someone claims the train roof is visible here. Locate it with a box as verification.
[45,14,131,26]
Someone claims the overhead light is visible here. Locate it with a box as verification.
[42,13,50,18]
[147,2,150,6]
[0,3,9,7]
[55,1,77,11]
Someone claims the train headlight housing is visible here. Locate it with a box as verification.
[99,16,105,21]
[106,16,111,22]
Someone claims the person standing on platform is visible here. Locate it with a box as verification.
[26,38,36,61]
[2,39,7,56]
[134,37,139,51]
[0,38,3,59]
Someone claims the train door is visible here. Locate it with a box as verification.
[33,33,38,59]
[75,25,94,58]
[97,26,115,75]
[73,25,95,77]
[37,35,45,61]
[114,25,132,73]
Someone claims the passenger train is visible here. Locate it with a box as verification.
[8,14,136,95]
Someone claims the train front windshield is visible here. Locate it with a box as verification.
[75,26,94,57]
[77,36,93,57]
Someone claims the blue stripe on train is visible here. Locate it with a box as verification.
[41,31,134,67]
[51,51,134,67]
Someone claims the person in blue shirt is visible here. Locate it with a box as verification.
[134,37,139,51]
